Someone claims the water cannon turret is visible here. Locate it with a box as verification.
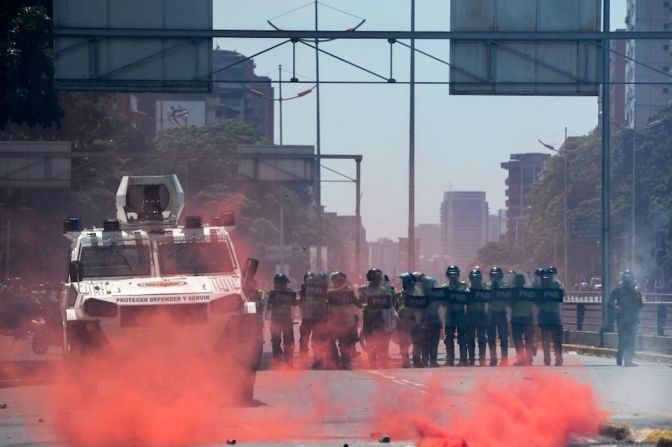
[116,175,185,228]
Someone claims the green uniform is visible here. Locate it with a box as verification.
[535,279,563,366]
[609,284,643,366]
[394,290,416,368]
[359,284,394,368]
[487,280,510,365]
[442,280,468,366]
[466,282,489,365]
[268,287,297,362]
[510,286,535,366]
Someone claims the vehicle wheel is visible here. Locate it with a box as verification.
[32,332,49,355]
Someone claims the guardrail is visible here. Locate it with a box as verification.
[562,291,671,336]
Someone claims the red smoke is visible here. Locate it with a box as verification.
[376,371,608,447]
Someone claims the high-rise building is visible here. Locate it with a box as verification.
[501,153,549,247]
[369,238,400,278]
[415,224,442,258]
[398,237,421,274]
[324,212,367,281]
[625,1,672,129]
[440,191,488,268]
[610,31,628,127]
[210,49,274,140]
[130,49,274,141]
[487,214,501,243]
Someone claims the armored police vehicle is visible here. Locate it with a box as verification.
[61,175,261,402]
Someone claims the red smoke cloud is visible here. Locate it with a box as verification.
[376,371,608,447]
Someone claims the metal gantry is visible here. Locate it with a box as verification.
[49,1,672,332]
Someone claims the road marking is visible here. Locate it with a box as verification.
[366,370,428,394]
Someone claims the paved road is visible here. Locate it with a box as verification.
[0,347,670,447]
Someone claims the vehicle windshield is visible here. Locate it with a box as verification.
[79,242,151,278]
[158,240,236,275]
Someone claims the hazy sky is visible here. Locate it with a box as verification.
[214,0,628,241]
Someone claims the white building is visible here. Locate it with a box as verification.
[625,0,672,129]
[440,191,488,269]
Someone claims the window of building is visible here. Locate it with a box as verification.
[664,66,670,73]
[665,23,670,29]
[664,87,670,94]
[665,1,670,7]
[664,44,670,51]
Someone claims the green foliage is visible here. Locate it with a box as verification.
[525,110,672,281]
[152,120,331,276]
[0,3,62,129]
[474,242,528,272]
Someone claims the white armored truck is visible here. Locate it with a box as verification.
[62,175,262,402]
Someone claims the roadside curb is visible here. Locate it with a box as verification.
[599,422,672,445]
[563,343,672,364]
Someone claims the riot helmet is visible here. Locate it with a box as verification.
[330,271,348,288]
[315,272,329,285]
[412,271,425,282]
[445,265,460,278]
[303,271,316,283]
[273,273,290,288]
[468,267,483,287]
[366,268,383,283]
[622,269,635,288]
[489,266,504,280]
[400,272,416,291]
[541,266,556,279]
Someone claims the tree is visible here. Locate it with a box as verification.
[1,2,62,129]
[525,107,672,284]
[152,120,337,280]
[473,242,528,272]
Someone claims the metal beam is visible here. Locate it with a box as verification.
[601,0,611,334]
[0,152,363,160]
[52,28,672,40]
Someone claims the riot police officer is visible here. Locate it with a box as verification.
[443,265,468,366]
[267,273,297,366]
[609,270,643,367]
[417,273,440,367]
[394,273,417,368]
[535,266,563,366]
[360,268,395,368]
[326,271,359,369]
[299,271,328,368]
[467,267,489,366]
[510,273,535,366]
[487,266,509,366]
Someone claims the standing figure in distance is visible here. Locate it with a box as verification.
[443,265,468,366]
[326,271,359,369]
[609,270,643,367]
[510,273,535,366]
[487,266,510,366]
[268,273,297,367]
[467,267,489,366]
[535,266,564,366]
[360,268,395,369]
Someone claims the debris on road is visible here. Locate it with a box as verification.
[379,435,391,443]
[599,422,632,441]
[0,403,6,409]
[225,440,236,445]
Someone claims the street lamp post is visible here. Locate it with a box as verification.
[278,65,283,145]
[631,114,636,272]
[538,130,570,284]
